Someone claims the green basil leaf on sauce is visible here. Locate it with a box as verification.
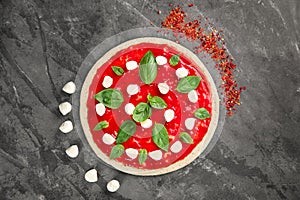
[147,94,167,109]
[110,144,124,159]
[93,120,109,131]
[139,51,157,84]
[194,108,210,120]
[94,88,124,109]
[169,54,180,66]
[152,123,169,151]
[175,76,201,93]
[112,66,124,76]
[116,120,137,144]
[138,149,147,165]
[132,102,152,122]
[179,132,194,144]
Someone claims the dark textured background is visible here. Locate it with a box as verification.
[0,0,300,199]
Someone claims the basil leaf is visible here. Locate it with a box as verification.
[152,123,169,151]
[110,144,124,159]
[147,94,167,109]
[112,66,124,76]
[132,102,152,122]
[116,120,137,143]
[175,76,201,93]
[179,132,194,144]
[93,120,109,131]
[139,51,157,84]
[138,149,147,165]
[169,54,180,66]
[94,88,124,109]
[194,108,210,120]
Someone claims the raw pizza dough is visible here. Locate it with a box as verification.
[80,37,219,176]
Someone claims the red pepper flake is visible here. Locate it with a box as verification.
[188,3,194,7]
[161,7,245,116]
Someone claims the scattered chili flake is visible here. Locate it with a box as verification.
[157,9,161,14]
[188,3,194,7]
[161,7,245,116]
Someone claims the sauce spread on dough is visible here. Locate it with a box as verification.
[86,43,212,169]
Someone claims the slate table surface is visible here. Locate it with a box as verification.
[0,0,299,199]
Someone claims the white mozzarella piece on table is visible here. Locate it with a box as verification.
[156,56,167,65]
[176,67,189,78]
[141,119,153,129]
[102,76,113,88]
[125,148,138,159]
[62,81,76,94]
[95,103,106,116]
[149,150,163,161]
[107,180,120,192]
[158,83,170,94]
[59,102,72,116]
[59,120,73,133]
[85,169,98,183]
[127,84,139,95]
[188,90,198,103]
[170,141,183,153]
[126,61,138,70]
[65,145,79,158]
[185,118,196,130]
[102,133,115,145]
[164,109,175,122]
[124,103,135,115]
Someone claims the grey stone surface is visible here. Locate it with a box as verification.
[0,0,299,199]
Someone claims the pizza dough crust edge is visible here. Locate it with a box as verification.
[80,37,219,176]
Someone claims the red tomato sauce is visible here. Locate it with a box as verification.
[86,43,212,169]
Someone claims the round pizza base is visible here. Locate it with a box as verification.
[80,37,219,176]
